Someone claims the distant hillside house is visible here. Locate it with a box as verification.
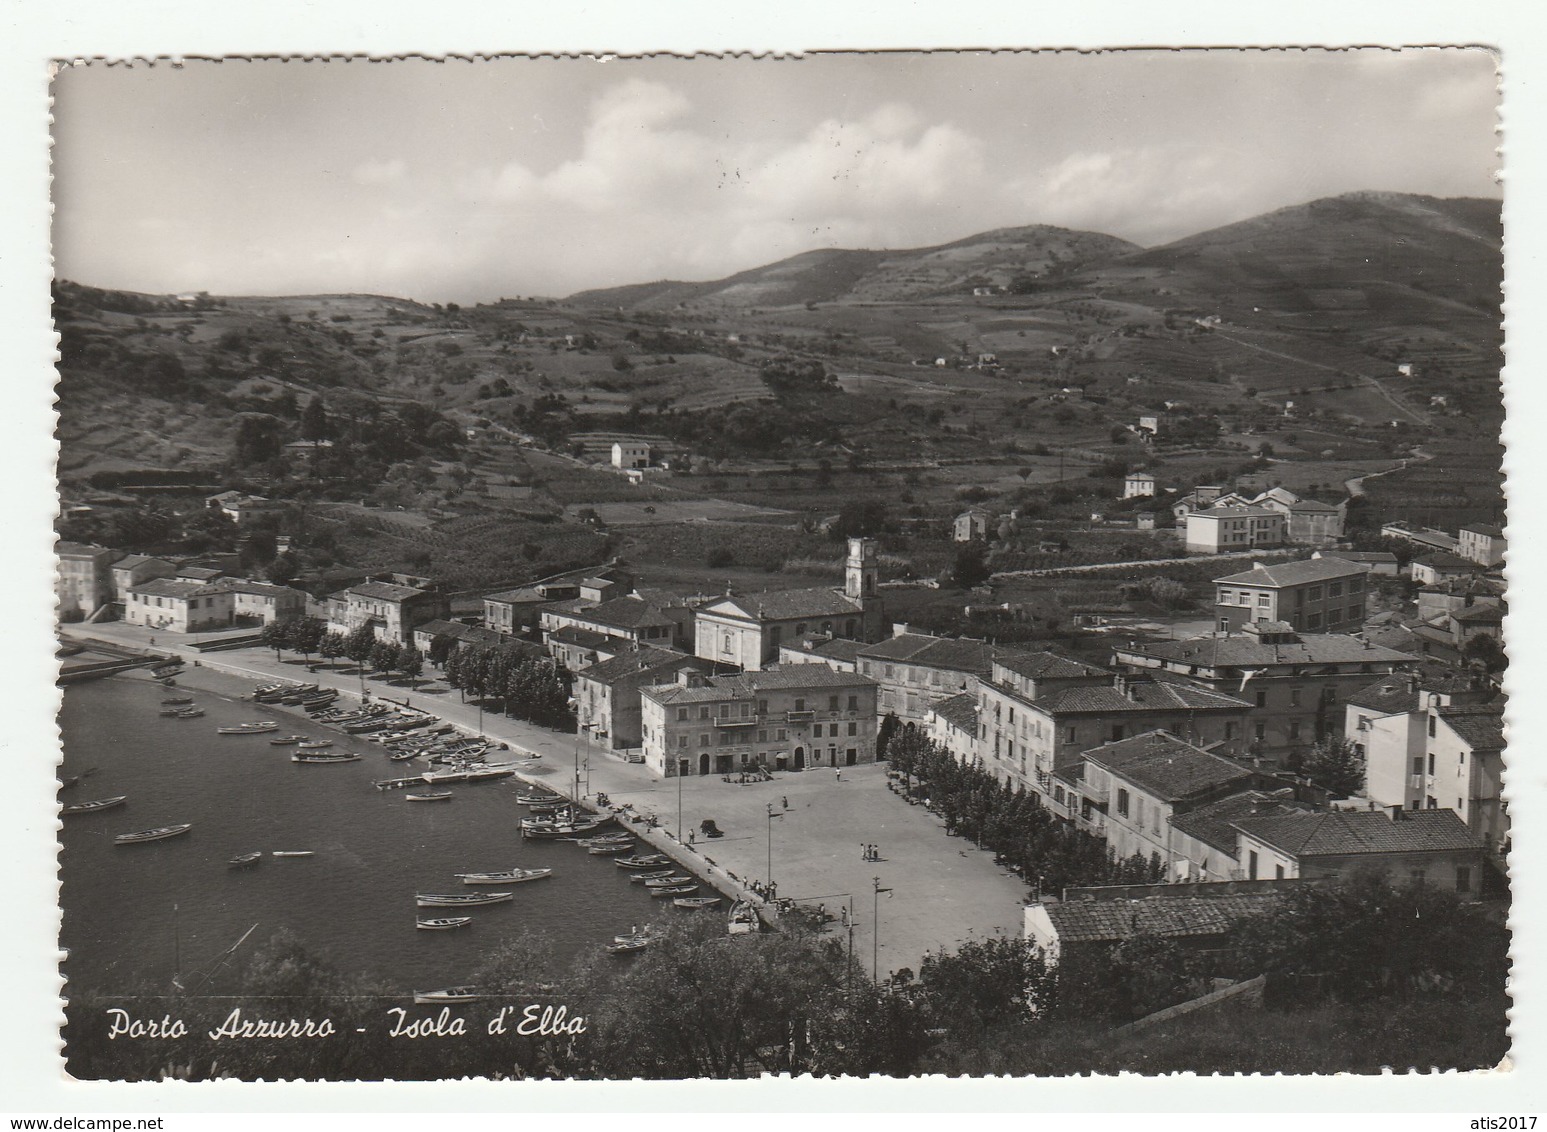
[693,538,881,671]
[125,578,234,633]
[953,509,992,542]
[206,491,281,525]
[326,576,449,646]
[56,541,117,621]
[611,441,651,469]
[1184,505,1285,554]
[1122,471,1157,500]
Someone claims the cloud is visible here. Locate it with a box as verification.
[352,158,407,186]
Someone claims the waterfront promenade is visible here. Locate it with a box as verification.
[60,622,1031,976]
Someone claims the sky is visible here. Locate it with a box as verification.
[51,49,1501,304]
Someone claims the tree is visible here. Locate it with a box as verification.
[950,542,991,589]
[289,616,325,664]
[233,413,286,466]
[344,625,376,669]
[300,396,332,441]
[398,645,424,684]
[1301,737,1366,797]
[369,639,401,677]
[318,630,346,669]
[1462,633,1507,674]
[258,619,290,660]
[266,551,300,586]
[875,712,900,761]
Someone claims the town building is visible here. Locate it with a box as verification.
[1253,495,1345,545]
[220,579,306,625]
[575,647,713,750]
[925,692,981,764]
[953,509,991,542]
[1410,601,1505,664]
[1171,485,1247,521]
[125,578,235,633]
[1211,557,1369,633]
[692,538,881,670]
[482,586,554,637]
[56,541,117,621]
[411,619,548,665]
[977,657,1251,801]
[1025,882,1286,964]
[639,666,880,777]
[205,491,281,525]
[108,554,178,606]
[1410,551,1480,587]
[1122,471,1157,500]
[1184,505,1286,554]
[1231,807,1485,893]
[1166,789,1316,883]
[541,593,692,658]
[1380,522,1460,555]
[176,565,226,583]
[1312,550,1400,576]
[776,635,865,672]
[545,626,630,673]
[1458,523,1507,567]
[326,575,449,646]
[1346,673,1506,854]
[1077,731,1258,873]
[1111,621,1417,763]
[855,628,1001,722]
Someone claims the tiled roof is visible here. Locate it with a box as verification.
[577,647,697,685]
[645,666,877,705]
[1039,679,1250,715]
[1192,505,1280,519]
[569,596,677,631]
[709,587,864,621]
[348,581,426,602]
[1318,551,1398,565]
[1044,892,1281,944]
[1450,603,1505,624]
[1169,789,1313,854]
[176,567,224,581]
[1213,558,1366,588]
[1438,705,1505,751]
[1415,552,1476,571]
[1344,675,1421,714]
[1232,809,1482,858]
[929,692,979,731]
[995,651,1109,681]
[1284,499,1341,513]
[112,554,169,570]
[129,578,217,599]
[483,587,548,604]
[1083,731,1253,802]
[548,625,621,651]
[860,634,999,675]
[1461,523,1505,538]
[1118,633,1415,670]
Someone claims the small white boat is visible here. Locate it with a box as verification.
[673,895,722,910]
[292,753,361,764]
[218,722,279,735]
[272,850,315,858]
[268,735,307,746]
[61,795,127,816]
[405,791,453,803]
[114,823,192,845]
[296,739,334,750]
[413,987,482,1005]
[417,917,473,931]
[417,891,513,907]
[454,868,552,885]
[229,851,263,868]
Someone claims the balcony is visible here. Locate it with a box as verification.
[785,710,814,722]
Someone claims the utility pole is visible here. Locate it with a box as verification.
[677,756,685,843]
[766,802,784,887]
[872,876,892,984]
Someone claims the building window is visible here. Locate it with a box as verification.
[829,695,839,711]
[1257,594,1271,608]
[1308,586,1322,601]
[699,734,709,747]
[1288,722,1301,740]
[1428,714,1437,738]
[700,707,710,720]
[758,730,767,743]
[1116,789,1129,817]
[848,722,857,736]
[1457,867,1472,893]
[1307,613,1322,629]
[813,724,823,738]
[758,699,768,715]
[1225,722,1238,740]
[794,698,805,712]
[1275,864,1285,880]
[1248,851,1258,880]
[719,704,730,718]
[677,735,687,748]
[1255,690,1267,708]
[1254,723,1266,741]
[847,695,859,711]
[741,703,752,718]
[1289,688,1301,707]
[1328,582,1343,597]
[677,708,689,721]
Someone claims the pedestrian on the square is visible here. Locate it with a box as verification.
[834,768,841,782]
[782,796,789,810]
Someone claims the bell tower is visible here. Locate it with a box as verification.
[845,537,882,639]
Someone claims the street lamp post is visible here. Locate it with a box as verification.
[766,803,784,888]
[677,757,685,843]
[872,875,892,985]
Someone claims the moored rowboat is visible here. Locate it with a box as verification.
[416,917,473,931]
[61,795,127,816]
[218,722,278,735]
[405,791,453,803]
[114,823,192,845]
[272,850,315,858]
[673,895,722,910]
[292,753,361,764]
[454,868,552,885]
[228,852,262,868]
[614,855,670,869]
[416,892,513,907]
[650,884,698,897]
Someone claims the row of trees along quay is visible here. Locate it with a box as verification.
[62,871,1509,1081]
[253,617,573,731]
[877,718,1165,894]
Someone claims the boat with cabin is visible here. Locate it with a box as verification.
[413,987,483,1005]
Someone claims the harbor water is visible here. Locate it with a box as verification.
[58,672,678,997]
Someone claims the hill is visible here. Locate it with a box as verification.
[569,225,1140,309]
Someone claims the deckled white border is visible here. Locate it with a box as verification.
[4,0,1543,1117]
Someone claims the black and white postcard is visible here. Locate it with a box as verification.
[9,3,1545,1116]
